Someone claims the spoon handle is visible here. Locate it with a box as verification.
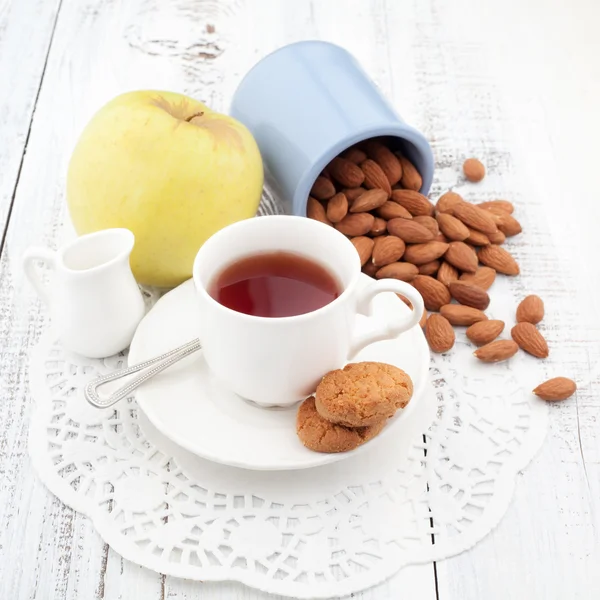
[84,338,202,409]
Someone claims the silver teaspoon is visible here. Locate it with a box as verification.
[84,338,202,409]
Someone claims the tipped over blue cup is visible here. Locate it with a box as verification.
[230,41,434,217]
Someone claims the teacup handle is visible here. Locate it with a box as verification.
[23,247,57,307]
[348,279,424,360]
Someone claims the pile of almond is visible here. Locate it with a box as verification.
[306,139,577,402]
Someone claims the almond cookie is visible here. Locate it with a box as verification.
[315,362,413,427]
[296,396,386,453]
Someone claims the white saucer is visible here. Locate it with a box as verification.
[129,274,429,470]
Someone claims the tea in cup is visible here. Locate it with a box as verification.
[193,215,424,407]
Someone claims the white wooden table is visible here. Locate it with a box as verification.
[1,0,599,598]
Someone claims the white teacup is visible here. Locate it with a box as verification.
[192,215,424,407]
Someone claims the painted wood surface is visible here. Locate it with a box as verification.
[0,0,598,599]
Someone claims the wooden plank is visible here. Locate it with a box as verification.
[0,0,62,239]
[389,0,600,598]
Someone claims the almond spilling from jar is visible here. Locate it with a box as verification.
[436,191,464,214]
[372,235,406,266]
[307,196,331,225]
[386,218,434,243]
[437,261,459,286]
[412,275,452,311]
[335,213,374,236]
[361,159,392,196]
[511,322,549,358]
[326,192,348,223]
[375,262,419,282]
[449,281,490,310]
[404,241,449,265]
[533,377,577,401]
[391,189,435,216]
[376,201,413,220]
[478,245,520,275]
[474,339,518,362]
[459,266,496,290]
[328,157,365,188]
[477,200,514,214]
[440,304,488,326]
[310,176,336,200]
[516,294,544,324]
[397,154,422,191]
[364,140,403,185]
[418,260,441,276]
[444,241,478,273]
[351,236,374,266]
[452,202,498,234]
[466,319,505,345]
[425,314,455,353]
[349,189,388,213]
[436,212,470,241]
[413,215,440,236]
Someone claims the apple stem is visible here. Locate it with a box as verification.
[186,111,204,122]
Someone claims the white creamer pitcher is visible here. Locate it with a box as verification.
[23,228,146,358]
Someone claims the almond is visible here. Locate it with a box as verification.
[397,155,422,191]
[326,192,348,223]
[307,197,332,225]
[465,228,491,246]
[328,157,365,188]
[372,235,405,266]
[474,339,518,362]
[436,212,470,241]
[436,191,464,214]
[412,275,452,311]
[449,281,490,310]
[496,213,522,237]
[343,187,368,202]
[488,230,506,244]
[434,233,449,243]
[511,322,549,358]
[418,260,441,276]
[362,261,379,278]
[420,309,428,328]
[466,320,505,345]
[310,177,336,200]
[437,261,459,286]
[364,141,403,185]
[533,377,577,401]
[349,189,388,213]
[351,236,374,266]
[478,200,514,214]
[334,213,375,236]
[386,218,434,243]
[425,314,455,353]
[404,241,449,265]
[391,189,435,216]
[376,201,413,220]
[478,245,520,275]
[459,266,496,290]
[360,159,392,196]
[370,217,387,237]
[463,158,486,182]
[452,202,498,234]
[444,241,478,273]
[342,146,367,164]
[413,215,440,236]
[516,295,544,324]
[376,262,419,282]
[440,304,488,326]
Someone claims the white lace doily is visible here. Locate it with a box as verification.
[28,290,548,599]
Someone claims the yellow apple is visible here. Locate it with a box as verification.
[67,90,263,287]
